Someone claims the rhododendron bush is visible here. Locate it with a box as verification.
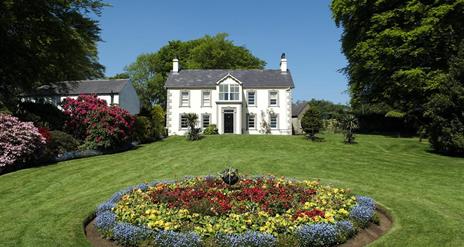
[0,114,46,167]
[62,95,135,150]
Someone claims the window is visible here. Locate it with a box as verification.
[180,114,188,129]
[180,91,189,107]
[247,91,256,106]
[230,85,239,100]
[219,84,240,101]
[247,114,256,129]
[202,91,211,107]
[202,114,210,128]
[270,114,278,129]
[269,91,278,106]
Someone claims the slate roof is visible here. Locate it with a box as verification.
[165,69,294,89]
[292,101,309,117]
[23,79,130,96]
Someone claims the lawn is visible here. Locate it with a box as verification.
[0,133,463,246]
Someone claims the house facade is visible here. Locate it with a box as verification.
[165,54,294,135]
[21,79,141,115]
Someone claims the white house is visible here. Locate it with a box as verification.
[165,54,294,135]
[21,79,141,115]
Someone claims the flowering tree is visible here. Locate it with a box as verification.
[62,95,135,150]
[0,114,46,167]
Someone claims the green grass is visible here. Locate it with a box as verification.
[0,133,463,246]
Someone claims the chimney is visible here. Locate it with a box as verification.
[280,53,287,74]
[172,58,179,73]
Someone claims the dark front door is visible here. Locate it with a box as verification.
[224,113,234,133]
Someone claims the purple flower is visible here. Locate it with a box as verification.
[154,230,202,247]
[95,211,116,232]
[349,205,375,226]
[112,222,154,246]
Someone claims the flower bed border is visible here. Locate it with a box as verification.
[86,178,393,247]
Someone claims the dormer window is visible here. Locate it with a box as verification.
[219,84,240,101]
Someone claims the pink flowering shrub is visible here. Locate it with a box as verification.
[62,95,135,150]
[0,114,46,167]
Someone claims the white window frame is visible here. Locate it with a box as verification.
[219,84,240,101]
[180,114,188,129]
[202,90,211,107]
[247,113,256,130]
[247,91,256,106]
[180,91,190,107]
[269,113,278,129]
[269,91,279,107]
[202,113,211,128]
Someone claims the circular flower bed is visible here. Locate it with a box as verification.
[94,176,377,247]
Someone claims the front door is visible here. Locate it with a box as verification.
[224,113,234,133]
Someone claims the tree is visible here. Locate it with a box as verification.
[424,42,464,156]
[301,107,323,141]
[185,113,201,141]
[339,114,359,144]
[0,0,106,110]
[331,0,464,127]
[125,33,266,110]
[108,73,130,79]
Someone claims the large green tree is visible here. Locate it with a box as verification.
[331,0,464,123]
[125,33,266,109]
[0,0,105,110]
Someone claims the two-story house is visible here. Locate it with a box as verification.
[165,54,294,135]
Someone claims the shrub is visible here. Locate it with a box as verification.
[203,124,219,135]
[185,113,201,141]
[301,107,323,141]
[16,101,67,130]
[41,130,80,160]
[338,114,359,144]
[62,95,135,150]
[0,114,46,167]
[151,105,165,139]
[296,223,338,247]
[133,116,154,143]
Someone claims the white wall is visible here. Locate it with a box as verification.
[166,76,293,136]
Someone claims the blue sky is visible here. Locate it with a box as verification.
[97,0,349,104]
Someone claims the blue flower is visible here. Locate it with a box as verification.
[215,231,276,247]
[350,205,375,226]
[296,223,338,247]
[153,230,202,247]
[112,222,154,246]
[134,183,149,191]
[355,196,376,209]
[96,202,115,214]
[95,211,116,232]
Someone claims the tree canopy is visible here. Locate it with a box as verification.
[125,33,266,109]
[331,0,464,154]
[331,0,464,119]
[0,0,106,110]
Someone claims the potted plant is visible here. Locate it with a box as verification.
[220,168,239,185]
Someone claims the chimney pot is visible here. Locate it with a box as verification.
[280,53,287,73]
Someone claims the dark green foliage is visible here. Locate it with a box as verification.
[16,102,67,130]
[424,43,464,156]
[0,0,105,110]
[42,131,80,160]
[338,114,359,144]
[150,105,165,139]
[125,33,265,110]
[301,108,323,141]
[203,124,219,135]
[185,113,201,141]
[331,0,464,128]
[306,99,349,120]
[133,116,154,144]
